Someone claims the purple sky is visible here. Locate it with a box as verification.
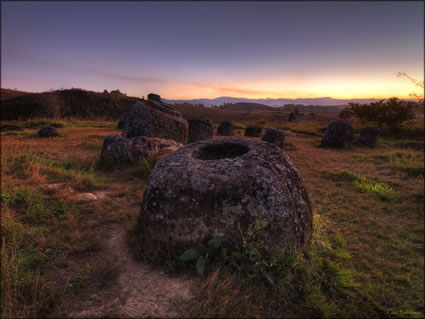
[1,1,424,99]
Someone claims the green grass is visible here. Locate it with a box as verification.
[7,153,106,191]
[3,185,72,224]
[232,122,247,130]
[330,170,395,199]
[128,157,157,181]
[1,190,69,318]
[184,213,362,318]
[24,119,66,129]
[51,158,90,173]
[359,151,424,177]
[1,230,61,318]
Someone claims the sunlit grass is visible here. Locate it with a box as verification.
[330,170,395,199]
[7,153,106,191]
[184,213,360,318]
[1,116,423,318]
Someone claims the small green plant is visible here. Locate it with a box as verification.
[130,157,157,181]
[179,215,280,285]
[229,218,279,285]
[179,236,224,277]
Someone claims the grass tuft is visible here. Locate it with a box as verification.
[330,170,395,199]
[359,151,424,177]
[129,157,157,181]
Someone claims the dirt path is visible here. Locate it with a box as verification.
[68,225,196,318]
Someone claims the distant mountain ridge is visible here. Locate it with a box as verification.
[219,102,274,111]
[163,96,392,107]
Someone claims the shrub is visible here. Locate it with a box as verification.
[288,112,297,122]
[339,109,353,119]
[348,98,418,132]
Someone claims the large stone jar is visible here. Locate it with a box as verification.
[137,138,312,255]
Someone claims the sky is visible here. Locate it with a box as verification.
[1,1,424,100]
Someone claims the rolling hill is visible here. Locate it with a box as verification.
[1,88,141,120]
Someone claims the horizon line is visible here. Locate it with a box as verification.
[2,87,416,102]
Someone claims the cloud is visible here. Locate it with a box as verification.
[84,69,168,85]
[6,49,167,85]
[215,86,273,96]
[187,81,276,96]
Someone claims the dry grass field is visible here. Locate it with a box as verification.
[1,112,424,318]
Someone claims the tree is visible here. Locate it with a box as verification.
[395,72,424,101]
[339,109,353,119]
[349,98,418,132]
[288,112,297,122]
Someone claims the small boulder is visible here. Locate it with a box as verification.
[100,134,182,163]
[100,135,131,163]
[261,129,285,148]
[244,126,263,137]
[117,112,129,129]
[137,138,312,256]
[320,122,353,148]
[359,127,379,147]
[216,121,234,136]
[130,136,182,161]
[148,93,161,102]
[122,101,189,144]
[188,119,214,143]
[38,126,60,137]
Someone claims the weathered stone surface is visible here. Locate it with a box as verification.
[320,122,353,148]
[261,129,285,148]
[101,135,131,163]
[117,112,129,129]
[122,101,188,144]
[100,135,182,163]
[38,126,60,137]
[216,121,234,136]
[359,127,379,147]
[188,119,214,143]
[138,138,312,255]
[148,93,161,102]
[244,126,263,137]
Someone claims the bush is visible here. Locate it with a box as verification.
[339,109,353,119]
[288,112,297,122]
[349,98,418,132]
